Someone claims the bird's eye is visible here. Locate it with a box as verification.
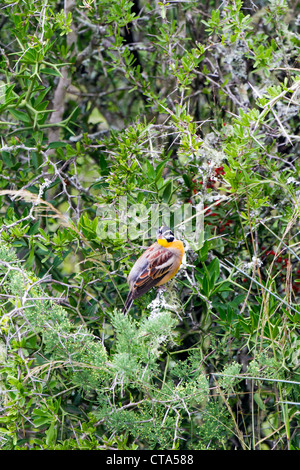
[166,232,174,242]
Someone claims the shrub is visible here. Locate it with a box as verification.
[0,0,299,450]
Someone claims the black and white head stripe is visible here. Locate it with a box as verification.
[156,226,175,242]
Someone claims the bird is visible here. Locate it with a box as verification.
[122,226,184,313]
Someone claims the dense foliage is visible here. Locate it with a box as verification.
[0,0,299,450]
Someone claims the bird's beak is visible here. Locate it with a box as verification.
[156,229,163,239]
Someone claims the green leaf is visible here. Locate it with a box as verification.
[155,161,165,182]
[40,67,62,77]
[1,151,15,168]
[254,393,266,411]
[146,161,155,180]
[162,180,172,203]
[207,258,220,281]
[48,141,68,149]
[199,241,209,262]
[183,173,192,188]
[202,273,210,296]
[46,422,57,446]
[9,108,31,124]
[34,86,51,106]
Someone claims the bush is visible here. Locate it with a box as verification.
[0,0,299,450]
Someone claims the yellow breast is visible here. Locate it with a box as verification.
[157,238,184,256]
[155,239,185,286]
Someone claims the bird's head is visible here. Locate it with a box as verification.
[156,226,175,246]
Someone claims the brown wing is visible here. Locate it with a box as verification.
[130,244,175,301]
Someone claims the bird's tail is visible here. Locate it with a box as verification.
[122,292,134,314]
